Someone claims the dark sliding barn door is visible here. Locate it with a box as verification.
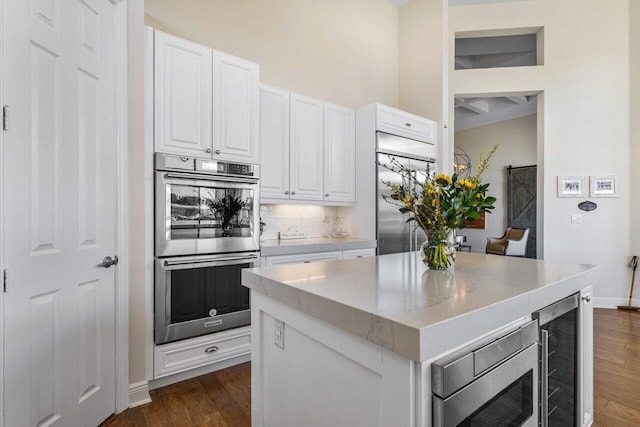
[507,165,537,258]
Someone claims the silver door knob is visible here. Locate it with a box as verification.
[205,148,212,153]
[582,295,591,303]
[215,150,221,155]
[99,256,118,268]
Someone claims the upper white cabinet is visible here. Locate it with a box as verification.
[154,31,213,157]
[376,103,435,144]
[324,103,355,203]
[260,88,356,205]
[290,93,324,201]
[259,85,290,199]
[213,52,260,163]
[153,30,259,163]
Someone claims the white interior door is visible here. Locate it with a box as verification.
[3,0,117,425]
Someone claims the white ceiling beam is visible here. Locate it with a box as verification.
[455,98,490,114]
[506,95,529,105]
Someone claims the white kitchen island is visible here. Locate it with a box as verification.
[242,252,598,427]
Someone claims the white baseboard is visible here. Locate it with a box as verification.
[593,297,640,309]
[128,380,152,408]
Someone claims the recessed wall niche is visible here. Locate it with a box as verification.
[455,27,544,70]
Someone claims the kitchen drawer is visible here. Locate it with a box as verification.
[376,104,434,143]
[264,251,342,267]
[154,326,251,379]
[342,248,376,259]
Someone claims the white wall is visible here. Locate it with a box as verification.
[449,0,631,304]
[631,2,640,268]
[455,115,537,252]
[127,0,147,388]
[144,0,399,108]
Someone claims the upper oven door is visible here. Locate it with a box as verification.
[155,171,260,257]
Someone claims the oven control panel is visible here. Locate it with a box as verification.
[156,153,257,178]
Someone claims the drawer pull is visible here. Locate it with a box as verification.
[356,256,363,258]
[303,261,311,263]
[405,122,412,127]
[205,346,219,354]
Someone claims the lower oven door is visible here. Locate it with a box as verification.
[155,252,258,344]
[433,343,539,427]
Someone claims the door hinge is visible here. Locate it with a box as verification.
[2,105,8,131]
[3,268,7,293]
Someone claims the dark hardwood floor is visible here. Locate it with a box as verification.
[104,308,639,426]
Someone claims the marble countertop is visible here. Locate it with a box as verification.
[242,252,599,362]
[259,237,377,256]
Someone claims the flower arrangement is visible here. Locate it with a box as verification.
[381,145,498,269]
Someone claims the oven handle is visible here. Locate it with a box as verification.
[164,172,259,185]
[164,254,259,268]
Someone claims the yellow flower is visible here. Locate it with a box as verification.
[459,179,475,190]
[434,173,452,185]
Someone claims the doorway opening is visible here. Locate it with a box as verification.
[453,93,542,258]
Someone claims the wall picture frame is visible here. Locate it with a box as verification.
[589,175,618,197]
[557,176,586,198]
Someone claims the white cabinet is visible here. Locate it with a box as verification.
[213,51,260,163]
[290,93,324,201]
[324,103,355,203]
[260,88,356,205]
[579,286,593,427]
[259,85,290,199]
[154,31,212,157]
[263,251,342,267]
[153,30,259,163]
[342,248,376,259]
[154,326,251,379]
[376,103,435,144]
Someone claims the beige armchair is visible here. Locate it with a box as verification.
[486,227,530,257]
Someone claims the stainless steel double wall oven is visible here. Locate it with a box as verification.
[155,154,260,344]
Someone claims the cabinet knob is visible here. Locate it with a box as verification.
[215,150,221,155]
[405,122,412,127]
[325,193,329,197]
[582,295,591,303]
[284,191,290,195]
[205,148,212,153]
[291,191,296,195]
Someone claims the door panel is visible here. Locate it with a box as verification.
[507,166,537,258]
[290,93,323,201]
[259,85,290,199]
[323,103,355,203]
[3,0,117,425]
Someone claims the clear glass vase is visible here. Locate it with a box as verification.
[420,230,456,270]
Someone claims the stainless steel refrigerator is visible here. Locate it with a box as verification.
[376,132,436,255]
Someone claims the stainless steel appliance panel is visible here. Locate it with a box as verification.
[377,153,410,255]
[377,150,435,255]
[433,343,539,427]
[155,252,258,344]
[155,170,260,257]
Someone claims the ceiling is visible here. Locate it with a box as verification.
[386,0,412,6]
[455,95,537,131]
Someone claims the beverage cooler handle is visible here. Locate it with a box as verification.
[541,329,549,427]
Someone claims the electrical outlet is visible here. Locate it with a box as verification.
[275,319,285,349]
[571,214,582,225]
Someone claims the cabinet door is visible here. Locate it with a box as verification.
[324,103,355,204]
[376,103,435,144]
[154,31,212,156]
[213,51,260,163]
[579,287,593,427]
[264,251,342,267]
[260,85,290,200]
[290,94,324,201]
[342,248,376,259]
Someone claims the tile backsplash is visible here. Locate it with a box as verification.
[259,204,338,240]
